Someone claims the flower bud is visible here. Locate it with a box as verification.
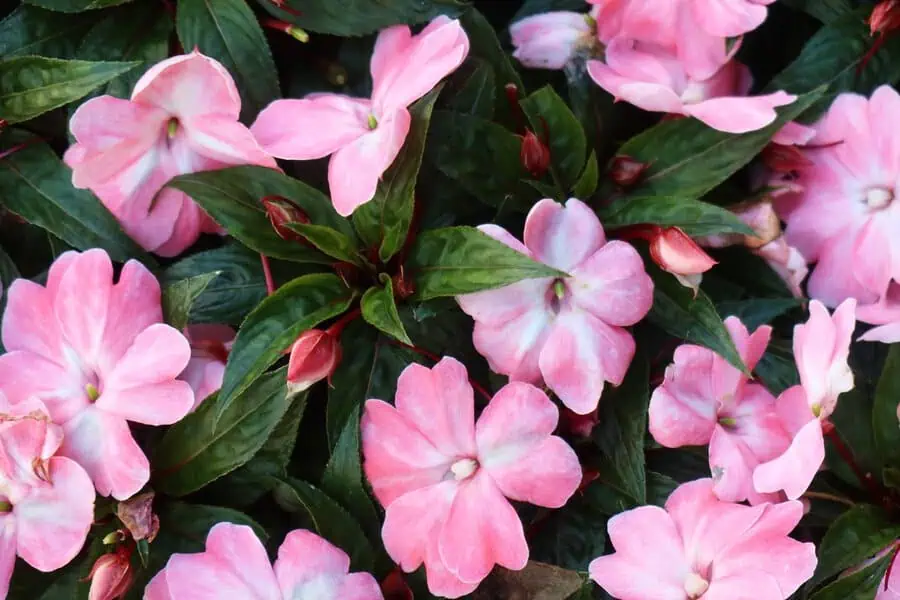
[650,227,717,293]
[870,0,900,36]
[520,130,551,178]
[732,200,782,249]
[287,329,342,393]
[261,196,309,242]
[391,267,415,301]
[87,548,133,600]
[609,155,649,188]
[116,491,159,543]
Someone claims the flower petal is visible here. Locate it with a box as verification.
[185,114,275,166]
[1,279,63,361]
[0,522,15,600]
[523,198,606,272]
[275,529,380,600]
[53,249,114,364]
[753,419,824,500]
[381,481,457,574]
[684,92,796,134]
[472,306,553,384]
[569,240,654,326]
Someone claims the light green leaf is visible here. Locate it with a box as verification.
[361,280,412,345]
[161,272,219,331]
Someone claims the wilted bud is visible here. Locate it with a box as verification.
[262,196,309,242]
[520,130,551,178]
[755,236,808,298]
[650,227,717,293]
[609,155,649,188]
[733,200,782,248]
[87,548,133,600]
[116,492,159,543]
[287,329,342,393]
[870,0,900,35]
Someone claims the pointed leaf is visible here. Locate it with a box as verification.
[873,345,900,468]
[601,196,756,237]
[811,504,900,586]
[520,85,587,192]
[161,271,219,331]
[0,6,97,58]
[572,151,599,199]
[286,222,363,266]
[810,549,893,600]
[361,281,412,345]
[23,0,133,12]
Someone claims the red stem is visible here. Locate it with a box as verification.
[0,137,42,161]
[260,254,276,295]
[326,307,362,337]
[386,340,493,403]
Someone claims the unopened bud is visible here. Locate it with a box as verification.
[391,267,415,300]
[261,18,308,41]
[86,548,133,600]
[732,200,782,248]
[287,329,342,393]
[609,155,650,188]
[649,226,717,294]
[870,0,900,35]
[261,196,309,242]
[520,130,551,178]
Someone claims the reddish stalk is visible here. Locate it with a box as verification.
[0,137,42,161]
[260,254,276,295]
[823,421,885,502]
[326,307,362,337]
[386,340,493,403]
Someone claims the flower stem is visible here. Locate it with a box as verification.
[802,491,856,507]
[326,307,362,337]
[260,254,276,295]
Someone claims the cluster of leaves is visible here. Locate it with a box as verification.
[2,0,900,599]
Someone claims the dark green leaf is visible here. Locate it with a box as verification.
[812,504,900,586]
[362,280,412,345]
[885,467,900,490]
[781,0,853,23]
[756,338,799,395]
[286,223,363,266]
[530,489,607,570]
[274,477,376,571]
[646,260,747,374]
[459,7,524,120]
[520,85,587,192]
[407,226,563,301]
[513,0,585,20]
[162,272,219,331]
[828,388,883,489]
[0,133,151,264]
[177,0,280,118]
[593,358,649,504]
[0,245,20,320]
[0,6,96,58]
[716,298,801,330]
[443,58,496,119]
[0,56,137,123]
[615,89,824,199]
[218,273,354,420]
[572,151,599,199]
[601,196,756,237]
[153,369,290,497]
[353,86,441,262]
[23,0,133,11]
[873,345,900,467]
[810,548,893,600]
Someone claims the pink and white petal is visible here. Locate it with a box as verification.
[471,307,553,384]
[729,384,791,463]
[69,95,167,152]
[61,408,149,500]
[482,436,581,508]
[868,85,900,175]
[328,109,411,216]
[570,240,654,326]
[587,60,685,113]
[151,196,207,258]
[753,419,825,500]
[381,481,458,573]
[1,279,63,360]
[251,95,371,160]
[724,317,772,373]
[692,0,769,37]
[523,198,606,272]
[336,572,383,600]
[274,529,350,598]
[53,249,114,363]
[539,310,635,414]
[0,521,15,600]
[684,92,796,134]
[180,358,226,411]
[663,478,719,545]
[15,456,94,571]
[97,381,194,427]
[648,374,718,448]
[423,539,479,599]
[438,474,528,584]
[477,223,532,256]
[0,351,80,421]
[772,121,816,146]
[394,358,476,458]
[709,426,757,503]
[185,115,275,166]
[144,571,173,600]
[189,523,280,599]
[603,37,682,87]
[702,573,784,600]
[860,321,900,343]
[589,553,687,600]
[370,26,414,85]
[456,277,552,328]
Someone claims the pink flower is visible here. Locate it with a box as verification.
[587,38,795,134]
[87,547,133,600]
[756,236,809,298]
[774,86,900,327]
[0,396,95,598]
[145,523,382,599]
[754,299,856,500]
[878,546,900,600]
[457,198,653,415]
[179,324,235,411]
[648,317,790,504]
[287,328,342,393]
[589,478,817,600]
[361,357,581,598]
[65,51,277,257]
[509,11,595,70]
[0,249,194,500]
[251,17,469,216]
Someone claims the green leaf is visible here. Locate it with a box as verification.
[756,339,799,396]
[177,0,280,119]
[781,0,853,22]
[320,405,381,542]
[601,195,756,238]
[0,245,20,320]
[810,549,893,600]
[75,2,172,99]
[362,280,412,345]
[286,223,363,266]
[614,89,824,200]
[443,58,496,119]
[593,358,649,504]
[0,56,137,123]
[218,273,354,420]
[716,298,801,330]
[646,260,747,374]
[274,477,376,571]
[811,504,900,586]
[529,492,607,572]
[873,345,900,468]
[407,226,563,301]
[513,0,585,20]
[161,272,219,331]
[0,6,97,58]
[520,85,587,192]
[23,0,133,11]
[153,368,290,497]
[0,133,151,264]
[258,0,466,37]
[353,86,441,262]
[828,388,883,489]
[572,151,599,199]
[459,7,524,119]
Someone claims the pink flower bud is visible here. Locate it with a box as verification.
[520,130,551,178]
[609,155,649,188]
[287,329,342,393]
[650,227,717,276]
[116,491,159,543]
[87,548,133,600]
[261,196,309,242]
[870,0,900,35]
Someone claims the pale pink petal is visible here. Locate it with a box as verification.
[772,121,816,146]
[472,307,553,384]
[53,249,114,364]
[251,95,371,160]
[523,198,606,271]
[587,60,685,114]
[185,115,274,165]
[860,321,900,343]
[539,310,636,414]
[691,0,771,37]
[15,456,94,571]
[422,537,478,599]
[663,478,719,546]
[709,426,758,503]
[703,574,784,600]
[275,529,381,599]
[457,277,553,327]
[438,474,528,584]
[794,299,856,418]
[753,419,825,499]
[0,523,14,600]
[180,358,226,411]
[476,223,532,256]
[510,12,591,70]
[725,317,772,373]
[370,26,413,85]
[394,358,476,458]
[0,352,82,423]
[868,85,900,175]
[151,196,207,258]
[381,481,458,573]
[570,240,654,326]
[1,279,63,360]
[328,108,411,216]
[648,377,717,448]
[144,571,173,600]
[684,92,796,134]
[726,384,791,464]
[98,259,164,371]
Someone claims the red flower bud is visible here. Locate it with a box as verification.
[391,266,415,300]
[87,548,133,600]
[381,568,414,600]
[287,329,342,393]
[262,196,309,242]
[650,227,717,275]
[520,130,551,179]
[870,0,900,35]
[761,143,812,174]
[116,492,159,543]
[609,155,650,188]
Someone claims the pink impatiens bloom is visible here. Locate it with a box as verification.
[0,249,194,500]
[649,317,790,504]
[361,357,581,598]
[0,396,95,598]
[589,478,817,600]
[179,324,235,411]
[251,17,469,216]
[774,86,900,329]
[509,11,596,70]
[457,198,654,415]
[65,51,277,257]
[145,522,382,599]
[754,299,856,500]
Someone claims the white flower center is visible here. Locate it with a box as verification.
[680,82,706,105]
[684,572,709,598]
[450,458,478,481]
[865,186,894,210]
